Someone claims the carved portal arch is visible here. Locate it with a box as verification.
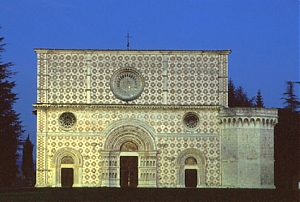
[177,148,206,188]
[102,119,157,188]
[52,147,83,187]
[104,119,156,151]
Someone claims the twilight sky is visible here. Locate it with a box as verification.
[0,0,299,148]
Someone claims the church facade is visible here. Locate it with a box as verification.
[34,49,277,188]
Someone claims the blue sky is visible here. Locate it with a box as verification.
[0,0,299,149]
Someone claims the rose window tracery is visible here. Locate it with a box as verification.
[110,67,144,101]
[183,112,200,130]
[58,112,76,129]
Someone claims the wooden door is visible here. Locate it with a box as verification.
[120,156,138,188]
[185,169,197,188]
[61,168,74,187]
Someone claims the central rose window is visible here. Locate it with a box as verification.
[110,67,144,101]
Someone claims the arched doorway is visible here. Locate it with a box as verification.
[51,148,83,187]
[120,142,138,188]
[61,156,74,187]
[102,119,157,188]
[185,157,198,188]
[177,149,206,188]
[61,168,74,187]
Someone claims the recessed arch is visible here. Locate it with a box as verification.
[244,118,249,126]
[61,156,74,164]
[51,147,83,187]
[52,147,83,166]
[185,157,197,165]
[238,118,243,126]
[102,119,157,188]
[177,149,206,188]
[104,119,156,151]
[120,141,138,152]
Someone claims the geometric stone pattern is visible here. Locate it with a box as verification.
[35,105,222,187]
[37,107,220,135]
[47,135,103,186]
[37,50,229,106]
[36,135,46,186]
[34,49,277,189]
[156,136,220,187]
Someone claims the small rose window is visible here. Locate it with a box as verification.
[183,112,199,130]
[59,112,76,129]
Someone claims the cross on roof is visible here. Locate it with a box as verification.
[125,32,132,50]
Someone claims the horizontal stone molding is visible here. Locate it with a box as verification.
[220,107,278,117]
[33,103,222,110]
[156,133,219,138]
[34,49,232,55]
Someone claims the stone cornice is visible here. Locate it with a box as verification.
[156,133,219,138]
[33,103,222,110]
[220,107,278,118]
[34,49,232,55]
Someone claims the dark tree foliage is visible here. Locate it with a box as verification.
[281,81,300,112]
[228,78,236,107]
[0,29,24,187]
[228,78,254,107]
[254,90,265,107]
[21,134,34,187]
[275,81,300,189]
[274,108,300,190]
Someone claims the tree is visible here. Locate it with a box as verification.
[228,78,237,107]
[275,81,300,189]
[21,134,34,187]
[228,78,255,107]
[0,28,24,187]
[254,90,265,107]
[275,109,300,190]
[281,81,300,112]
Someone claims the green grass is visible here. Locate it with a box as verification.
[0,188,298,202]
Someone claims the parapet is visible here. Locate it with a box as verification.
[219,107,278,128]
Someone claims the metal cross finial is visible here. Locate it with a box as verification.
[125,32,132,50]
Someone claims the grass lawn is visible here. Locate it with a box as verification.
[0,188,299,201]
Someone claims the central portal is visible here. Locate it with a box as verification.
[120,156,138,188]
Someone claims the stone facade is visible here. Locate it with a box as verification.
[33,49,277,188]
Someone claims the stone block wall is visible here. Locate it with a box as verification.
[220,108,277,188]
